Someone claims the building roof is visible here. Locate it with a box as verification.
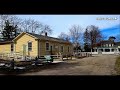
[100,40,114,44]
[0,40,13,44]
[28,32,71,44]
[12,32,72,44]
[93,40,114,48]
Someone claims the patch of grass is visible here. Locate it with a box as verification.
[114,56,120,75]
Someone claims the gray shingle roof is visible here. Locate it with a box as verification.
[100,40,114,44]
[0,40,13,44]
[0,32,72,44]
[28,32,71,44]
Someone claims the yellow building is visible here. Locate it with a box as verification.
[0,32,73,58]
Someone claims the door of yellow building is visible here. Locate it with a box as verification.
[23,44,26,57]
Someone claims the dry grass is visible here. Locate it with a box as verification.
[114,56,120,75]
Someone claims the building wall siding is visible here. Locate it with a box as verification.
[38,40,73,56]
[0,33,73,57]
[14,34,38,57]
[0,44,11,53]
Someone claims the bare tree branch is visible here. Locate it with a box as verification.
[69,25,83,44]
[86,25,103,49]
[0,15,23,34]
[21,18,43,34]
[58,32,70,41]
[39,24,52,36]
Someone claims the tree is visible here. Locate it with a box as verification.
[21,18,53,36]
[21,18,43,33]
[1,20,19,41]
[0,15,11,38]
[9,16,23,33]
[69,25,83,50]
[0,15,10,30]
[83,43,91,52]
[39,24,52,36]
[0,15,22,29]
[83,28,90,51]
[84,28,89,44]
[0,15,53,36]
[86,25,103,51]
[58,32,70,41]
[73,42,81,52]
[0,15,23,35]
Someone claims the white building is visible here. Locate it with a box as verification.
[92,36,120,54]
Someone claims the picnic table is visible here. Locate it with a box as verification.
[33,55,54,65]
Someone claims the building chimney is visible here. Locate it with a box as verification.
[45,32,47,36]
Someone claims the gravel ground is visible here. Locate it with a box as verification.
[18,55,118,75]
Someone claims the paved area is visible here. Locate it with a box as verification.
[19,55,118,75]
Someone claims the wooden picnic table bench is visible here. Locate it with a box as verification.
[33,55,54,65]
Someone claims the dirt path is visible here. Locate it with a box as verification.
[20,55,118,75]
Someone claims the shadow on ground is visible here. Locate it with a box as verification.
[0,61,79,75]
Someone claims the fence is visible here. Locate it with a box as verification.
[0,52,92,61]
[0,52,34,61]
[0,52,71,61]
[0,52,23,61]
[39,54,73,61]
[73,52,92,58]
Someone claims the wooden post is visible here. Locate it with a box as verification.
[61,55,63,61]
[57,53,58,58]
[71,55,72,60]
[90,53,92,56]
[87,53,88,57]
[10,59,15,70]
[66,54,68,60]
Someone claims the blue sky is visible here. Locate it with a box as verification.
[17,15,120,38]
[101,24,120,39]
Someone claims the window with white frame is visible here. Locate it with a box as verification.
[106,44,108,47]
[28,42,32,51]
[46,42,49,51]
[109,44,111,47]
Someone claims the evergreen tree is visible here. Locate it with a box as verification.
[83,25,103,51]
[84,43,91,52]
[1,20,19,41]
[83,29,90,51]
